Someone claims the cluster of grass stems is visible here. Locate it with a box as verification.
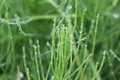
[17,10,106,80]
[0,0,120,80]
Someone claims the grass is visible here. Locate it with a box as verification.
[0,0,120,80]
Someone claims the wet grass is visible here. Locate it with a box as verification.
[0,0,120,80]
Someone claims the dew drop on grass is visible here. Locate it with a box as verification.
[47,42,51,47]
[79,31,82,34]
[19,72,24,78]
[113,13,119,19]
[52,17,56,22]
[96,62,99,65]
[92,19,95,23]
[29,39,33,46]
[67,5,72,10]
[84,8,87,11]
[51,75,55,80]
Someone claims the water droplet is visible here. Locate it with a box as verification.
[96,62,99,65]
[91,19,95,23]
[51,75,55,80]
[67,5,72,10]
[19,72,24,78]
[47,42,51,47]
[113,13,119,19]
